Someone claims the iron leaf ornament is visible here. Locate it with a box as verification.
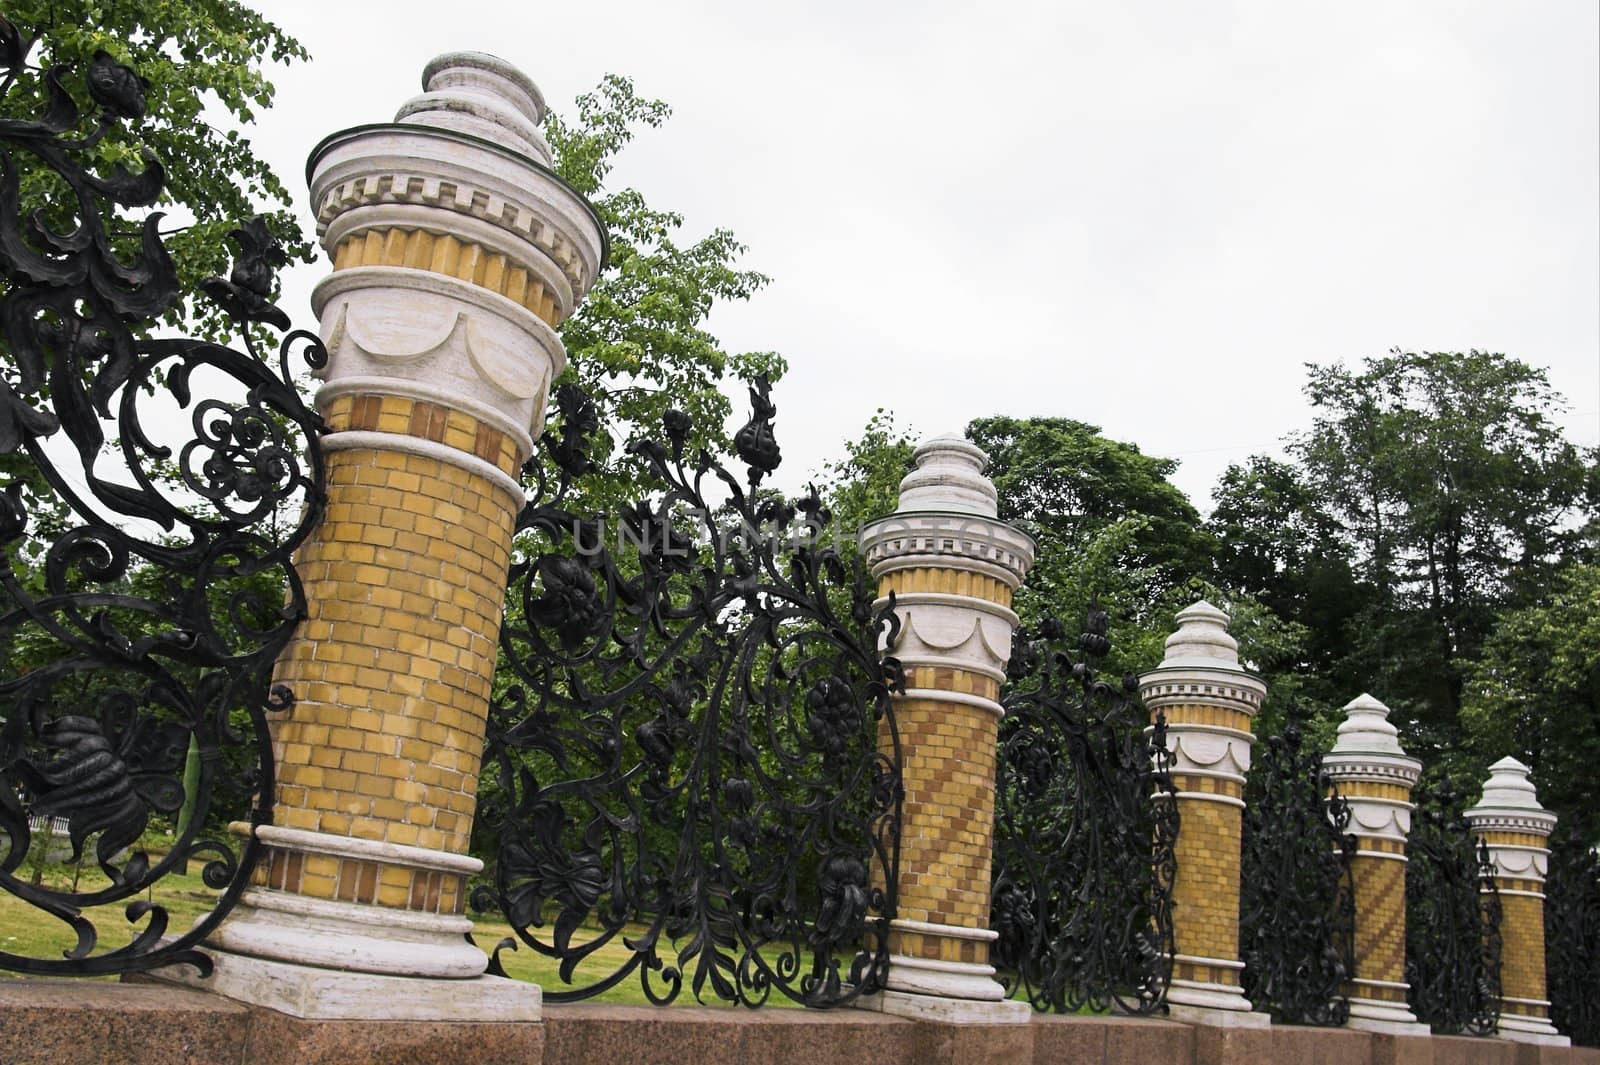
[0,23,324,977]
[475,378,905,1008]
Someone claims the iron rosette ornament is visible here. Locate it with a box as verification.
[1545,831,1600,1047]
[1405,784,1503,1037]
[0,22,325,976]
[473,378,905,1008]
[990,606,1179,1015]
[1239,708,1357,1026]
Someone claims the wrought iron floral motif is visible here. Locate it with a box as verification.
[991,607,1179,1015]
[1405,785,1502,1036]
[1239,709,1356,1026]
[1545,831,1600,1047]
[0,21,324,976]
[474,379,904,1007]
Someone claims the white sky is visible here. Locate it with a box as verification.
[248,0,1599,512]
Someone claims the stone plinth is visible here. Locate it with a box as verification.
[1138,601,1269,1029]
[1322,692,1429,1036]
[153,51,603,1021]
[857,434,1035,1024]
[1466,758,1569,1047]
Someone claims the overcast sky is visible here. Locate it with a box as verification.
[249,1,1599,512]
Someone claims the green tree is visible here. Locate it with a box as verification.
[0,1,311,329]
[1207,455,1372,714]
[1290,350,1592,756]
[1461,561,1600,842]
[542,74,785,511]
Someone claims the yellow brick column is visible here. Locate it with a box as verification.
[859,434,1035,1024]
[1321,693,1430,1036]
[1138,601,1270,1029]
[167,52,605,1021]
[1465,758,1570,1047]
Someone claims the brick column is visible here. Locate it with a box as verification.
[163,52,604,1021]
[1138,601,1269,1029]
[858,435,1035,1024]
[1466,758,1570,1047]
[1321,693,1430,1036]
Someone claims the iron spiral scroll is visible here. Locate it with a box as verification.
[473,379,905,1007]
[990,607,1180,1015]
[1543,832,1600,1047]
[1239,710,1357,1026]
[0,21,324,975]
[1405,785,1503,1036]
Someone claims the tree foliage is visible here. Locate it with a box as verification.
[0,0,310,334]
[542,74,785,511]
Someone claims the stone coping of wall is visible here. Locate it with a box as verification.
[3,980,1597,1065]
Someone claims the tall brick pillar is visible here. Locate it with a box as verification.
[1321,693,1430,1035]
[163,52,604,1021]
[1466,758,1570,1046]
[858,435,1035,1024]
[1138,601,1269,1029]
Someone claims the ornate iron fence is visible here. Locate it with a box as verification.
[1239,709,1356,1026]
[990,607,1179,1015]
[1545,831,1600,1047]
[1405,785,1502,1036]
[471,380,904,1007]
[0,25,323,975]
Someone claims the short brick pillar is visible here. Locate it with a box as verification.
[1465,757,1570,1046]
[1321,693,1430,1035]
[160,52,604,1020]
[1138,601,1269,1028]
[858,434,1035,1024]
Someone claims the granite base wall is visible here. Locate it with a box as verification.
[1,981,1596,1065]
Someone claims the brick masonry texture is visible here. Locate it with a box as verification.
[268,437,519,897]
[1168,789,1243,975]
[877,564,1008,961]
[1349,854,1407,996]
[1157,702,1250,976]
[332,227,562,326]
[1495,884,1550,1017]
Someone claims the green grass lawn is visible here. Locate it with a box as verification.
[0,861,820,1008]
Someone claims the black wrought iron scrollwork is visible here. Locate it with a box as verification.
[990,606,1179,1015]
[1545,831,1600,1047]
[1239,709,1356,1026]
[1405,785,1502,1036]
[473,376,904,1007]
[0,22,324,976]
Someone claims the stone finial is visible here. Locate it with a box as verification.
[1155,600,1240,670]
[894,434,999,517]
[1475,757,1542,811]
[1329,693,1407,758]
[395,51,551,164]
[1467,756,1557,838]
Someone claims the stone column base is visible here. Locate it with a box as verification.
[856,989,1033,1025]
[1165,963,1269,1029]
[151,947,540,1022]
[1346,980,1430,1036]
[1496,1009,1571,1046]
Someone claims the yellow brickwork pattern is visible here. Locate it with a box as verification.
[890,694,1000,927]
[876,563,1010,963]
[1339,780,1412,804]
[878,566,1015,609]
[321,392,523,475]
[887,928,987,967]
[332,227,562,326]
[1347,852,1407,993]
[1496,891,1548,1017]
[269,443,519,883]
[250,846,465,915]
[1155,702,1253,736]
[1168,795,1243,976]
